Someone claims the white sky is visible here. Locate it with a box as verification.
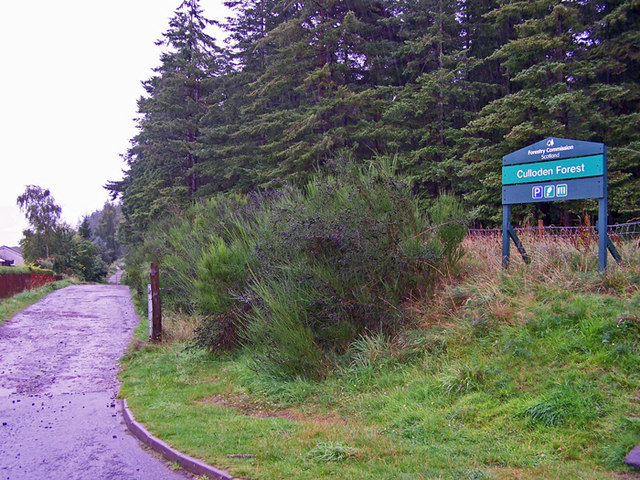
[0,0,230,247]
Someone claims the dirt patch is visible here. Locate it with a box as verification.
[201,394,346,425]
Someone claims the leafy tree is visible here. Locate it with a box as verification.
[17,185,62,259]
[72,236,107,282]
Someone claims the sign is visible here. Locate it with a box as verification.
[503,137,605,165]
[502,177,604,205]
[501,155,604,185]
[501,137,617,272]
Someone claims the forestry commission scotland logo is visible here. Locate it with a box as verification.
[547,138,555,147]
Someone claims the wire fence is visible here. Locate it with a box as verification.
[468,219,640,240]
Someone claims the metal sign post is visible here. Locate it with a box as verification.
[501,137,619,272]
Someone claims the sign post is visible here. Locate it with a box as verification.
[501,137,619,272]
[149,262,162,343]
[147,283,152,340]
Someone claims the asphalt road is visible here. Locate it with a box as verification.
[0,284,191,480]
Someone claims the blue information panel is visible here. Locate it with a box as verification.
[502,177,604,205]
[502,155,604,185]
[503,137,605,166]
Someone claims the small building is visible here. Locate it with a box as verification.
[0,246,24,267]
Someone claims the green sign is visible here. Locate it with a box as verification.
[502,154,604,185]
[501,137,617,273]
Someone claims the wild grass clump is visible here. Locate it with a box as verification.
[124,159,467,379]
[306,441,359,462]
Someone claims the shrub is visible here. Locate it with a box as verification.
[125,158,468,379]
[0,265,55,276]
[194,237,252,315]
[238,160,468,378]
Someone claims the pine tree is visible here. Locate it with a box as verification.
[78,217,92,240]
[224,1,402,186]
[196,0,292,193]
[586,0,640,219]
[107,0,224,242]
[460,0,640,224]
[379,0,476,196]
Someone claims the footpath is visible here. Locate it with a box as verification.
[0,285,191,480]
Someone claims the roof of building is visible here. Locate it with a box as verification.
[0,246,24,265]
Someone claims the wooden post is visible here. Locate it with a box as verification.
[538,219,544,238]
[147,284,152,340]
[149,263,162,343]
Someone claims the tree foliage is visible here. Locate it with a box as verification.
[16,186,111,281]
[17,185,62,258]
[109,0,640,246]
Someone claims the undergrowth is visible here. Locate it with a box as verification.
[125,159,468,379]
[120,235,640,480]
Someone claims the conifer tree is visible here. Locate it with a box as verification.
[107,0,224,242]
[460,0,640,223]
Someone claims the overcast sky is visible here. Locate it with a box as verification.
[0,0,230,247]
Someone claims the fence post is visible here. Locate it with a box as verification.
[147,284,152,341]
[149,263,162,343]
[538,219,544,238]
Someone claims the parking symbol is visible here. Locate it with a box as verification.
[544,185,556,198]
[532,186,543,199]
[557,184,568,197]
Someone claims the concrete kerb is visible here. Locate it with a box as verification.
[121,398,238,480]
[624,445,640,470]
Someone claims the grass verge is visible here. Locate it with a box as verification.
[119,236,640,480]
[0,279,74,326]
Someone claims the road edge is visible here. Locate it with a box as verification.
[121,398,236,480]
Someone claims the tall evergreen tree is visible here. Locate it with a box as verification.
[107,0,640,244]
[460,0,640,224]
[380,0,478,196]
[586,0,640,219]
[107,0,224,243]
[223,1,402,185]
[78,216,92,240]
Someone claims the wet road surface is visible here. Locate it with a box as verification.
[0,285,191,480]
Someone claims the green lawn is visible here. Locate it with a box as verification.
[119,238,640,479]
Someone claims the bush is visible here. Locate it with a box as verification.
[194,237,252,315]
[0,265,55,276]
[124,158,468,379]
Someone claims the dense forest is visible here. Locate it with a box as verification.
[107,0,640,247]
